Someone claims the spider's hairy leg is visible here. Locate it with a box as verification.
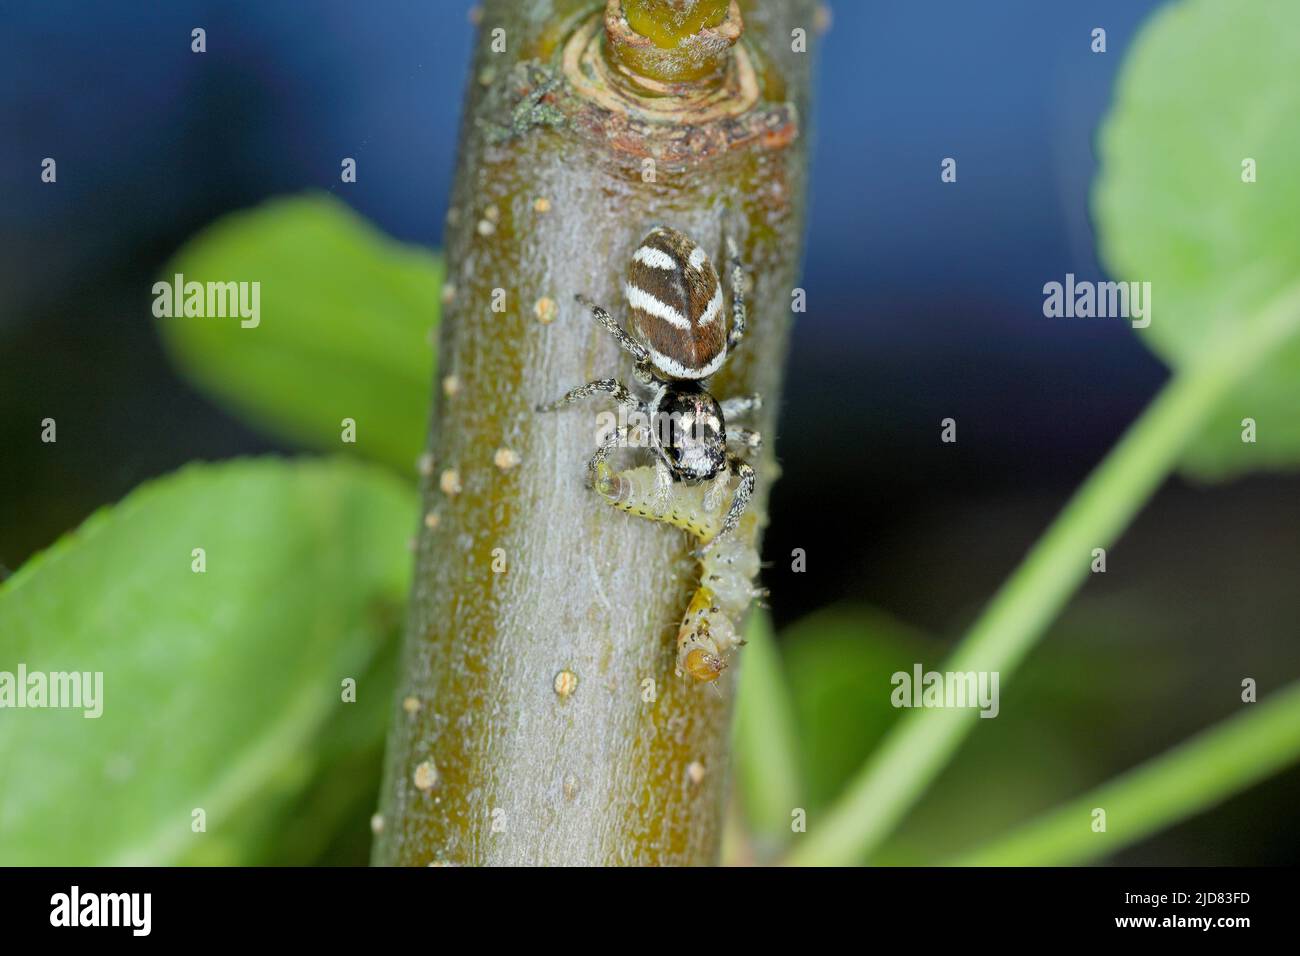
[724,235,747,355]
[575,293,648,365]
[720,393,762,419]
[650,456,674,514]
[588,424,631,487]
[727,426,762,452]
[535,378,637,413]
[702,468,731,514]
[698,454,755,555]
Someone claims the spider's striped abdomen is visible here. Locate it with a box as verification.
[625,226,726,381]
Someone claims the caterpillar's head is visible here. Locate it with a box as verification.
[682,646,726,683]
[677,586,730,683]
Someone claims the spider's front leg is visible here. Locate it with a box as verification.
[697,454,756,556]
[649,455,675,516]
[538,378,646,486]
[701,468,732,514]
[723,235,747,355]
[588,424,631,489]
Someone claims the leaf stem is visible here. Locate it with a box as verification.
[947,681,1300,865]
[785,283,1300,867]
[733,613,803,852]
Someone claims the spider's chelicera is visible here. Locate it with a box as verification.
[537,225,762,549]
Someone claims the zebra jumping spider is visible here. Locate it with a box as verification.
[537,226,762,551]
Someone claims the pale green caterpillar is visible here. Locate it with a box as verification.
[594,463,764,682]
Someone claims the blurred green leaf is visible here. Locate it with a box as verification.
[1094,0,1300,479]
[182,619,403,867]
[156,194,441,474]
[732,611,801,853]
[780,606,930,812]
[0,457,416,865]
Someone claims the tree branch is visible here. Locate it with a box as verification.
[374,0,816,866]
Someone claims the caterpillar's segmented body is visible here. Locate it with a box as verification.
[594,462,728,538]
[594,463,764,682]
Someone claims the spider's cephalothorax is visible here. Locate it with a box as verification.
[537,225,761,549]
[654,381,727,482]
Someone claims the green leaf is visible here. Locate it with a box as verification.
[0,457,416,865]
[732,611,801,853]
[1094,0,1300,478]
[156,195,441,474]
[779,605,930,812]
